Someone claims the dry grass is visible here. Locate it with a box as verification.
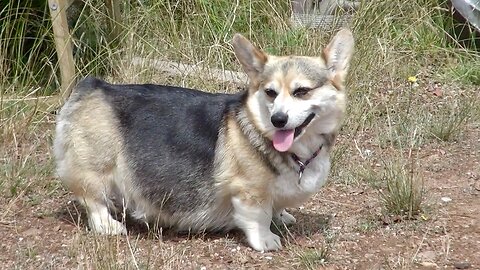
[1,0,480,268]
[378,159,424,219]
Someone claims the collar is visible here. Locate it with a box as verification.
[291,144,323,184]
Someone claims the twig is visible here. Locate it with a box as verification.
[130,57,248,84]
[354,139,365,159]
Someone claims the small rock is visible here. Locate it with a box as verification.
[474,182,480,191]
[350,188,364,195]
[454,262,471,269]
[364,149,373,157]
[441,197,452,203]
[419,261,438,268]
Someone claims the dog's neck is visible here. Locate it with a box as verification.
[290,143,323,183]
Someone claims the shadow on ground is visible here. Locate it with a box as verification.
[55,201,331,247]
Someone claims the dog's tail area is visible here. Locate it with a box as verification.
[53,81,127,235]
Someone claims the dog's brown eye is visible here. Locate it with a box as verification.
[264,88,278,98]
[293,87,312,98]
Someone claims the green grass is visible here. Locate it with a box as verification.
[357,216,379,233]
[0,0,57,94]
[427,96,475,141]
[297,247,329,269]
[1,0,480,268]
[292,228,335,269]
[378,159,424,219]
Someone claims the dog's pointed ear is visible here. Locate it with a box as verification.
[322,29,354,85]
[232,34,267,80]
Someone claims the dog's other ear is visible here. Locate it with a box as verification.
[232,34,267,80]
[322,29,354,86]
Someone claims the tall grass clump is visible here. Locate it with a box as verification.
[427,95,475,141]
[0,0,56,95]
[379,159,424,219]
[67,0,124,78]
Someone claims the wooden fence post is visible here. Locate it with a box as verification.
[48,0,76,101]
[105,0,122,41]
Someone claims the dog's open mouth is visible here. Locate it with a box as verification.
[294,113,315,138]
[272,113,315,152]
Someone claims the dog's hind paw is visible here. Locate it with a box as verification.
[248,232,282,252]
[90,219,127,235]
[274,209,297,226]
[88,210,127,235]
[101,220,127,235]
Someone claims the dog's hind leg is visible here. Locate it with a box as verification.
[82,197,127,235]
[57,151,127,235]
[67,171,127,235]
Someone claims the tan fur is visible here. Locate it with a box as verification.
[224,115,275,204]
[330,74,344,91]
[214,114,276,206]
[57,91,123,201]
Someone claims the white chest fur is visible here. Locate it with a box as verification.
[272,152,331,210]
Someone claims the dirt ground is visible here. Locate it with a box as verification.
[1,123,478,270]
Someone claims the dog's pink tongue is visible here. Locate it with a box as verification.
[272,129,295,152]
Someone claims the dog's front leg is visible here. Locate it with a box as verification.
[232,196,281,251]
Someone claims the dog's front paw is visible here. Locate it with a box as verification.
[274,209,297,226]
[248,231,282,252]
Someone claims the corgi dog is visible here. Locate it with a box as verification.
[54,29,354,251]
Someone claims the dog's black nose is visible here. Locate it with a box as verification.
[271,112,288,128]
